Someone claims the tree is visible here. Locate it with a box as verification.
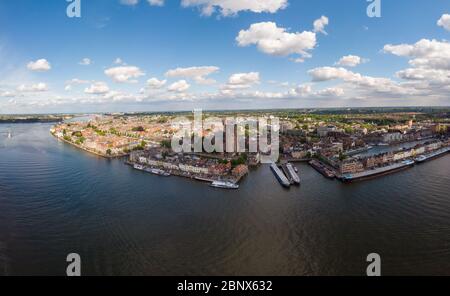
[160,140,171,149]
[106,149,112,155]
[132,126,145,132]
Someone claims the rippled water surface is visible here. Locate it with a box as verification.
[0,123,449,275]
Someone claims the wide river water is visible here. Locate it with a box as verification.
[0,123,449,275]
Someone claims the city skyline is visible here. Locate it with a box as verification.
[0,0,449,114]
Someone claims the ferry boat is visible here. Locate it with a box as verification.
[210,180,239,189]
[270,163,291,188]
[145,167,171,177]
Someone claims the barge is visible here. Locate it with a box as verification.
[415,147,450,163]
[309,159,336,179]
[341,159,415,182]
[270,163,291,188]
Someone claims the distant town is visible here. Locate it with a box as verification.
[49,107,450,188]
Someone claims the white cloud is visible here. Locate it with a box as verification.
[0,90,16,98]
[168,80,190,92]
[437,14,450,31]
[165,66,219,84]
[307,66,410,96]
[104,66,145,83]
[313,16,329,35]
[66,78,90,85]
[120,0,165,6]
[181,0,288,17]
[383,39,450,70]
[65,78,91,91]
[147,77,167,89]
[120,0,139,5]
[79,58,92,66]
[335,55,365,67]
[148,0,165,6]
[223,72,260,90]
[84,82,110,94]
[114,58,125,65]
[17,83,49,92]
[27,59,51,72]
[236,20,323,61]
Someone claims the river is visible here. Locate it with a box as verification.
[0,123,449,275]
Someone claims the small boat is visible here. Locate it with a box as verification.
[414,155,427,163]
[294,166,298,173]
[133,164,145,171]
[145,167,170,177]
[210,180,239,189]
[7,131,12,139]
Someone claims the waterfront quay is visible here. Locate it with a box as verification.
[308,138,450,182]
[128,148,249,184]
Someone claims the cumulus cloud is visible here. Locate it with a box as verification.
[168,80,190,92]
[104,66,145,83]
[114,58,125,65]
[120,0,139,5]
[223,72,260,90]
[0,90,17,98]
[120,0,165,5]
[313,16,329,35]
[84,82,110,94]
[236,18,327,61]
[335,55,365,67]
[181,0,288,17]
[307,66,411,96]
[27,59,51,72]
[64,78,91,91]
[165,66,219,84]
[79,58,92,66]
[17,83,48,92]
[148,0,165,6]
[147,77,167,89]
[383,39,450,70]
[437,14,450,31]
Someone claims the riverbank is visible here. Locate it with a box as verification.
[126,160,244,184]
[51,131,127,159]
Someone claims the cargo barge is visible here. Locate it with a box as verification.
[415,147,450,163]
[270,163,291,188]
[309,159,336,179]
[284,163,300,185]
[341,160,415,182]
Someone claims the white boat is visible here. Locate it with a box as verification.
[133,164,145,171]
[210,180,239,189]
[145,167,170,176]
[415,155,427,163]
[7,131,12,139]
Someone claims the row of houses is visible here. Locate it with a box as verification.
[339,140,447,174]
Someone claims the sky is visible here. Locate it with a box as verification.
[0,0,449,114]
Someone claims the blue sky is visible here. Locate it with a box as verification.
[0,0,449,113]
